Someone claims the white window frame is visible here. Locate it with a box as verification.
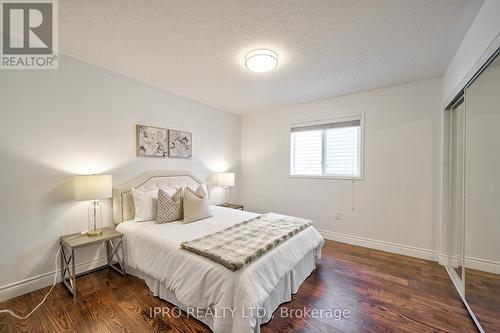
[289,113,365,180]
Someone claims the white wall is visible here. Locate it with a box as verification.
[0,55,241,300]
[241,79,443,257]
[443,0,500,104]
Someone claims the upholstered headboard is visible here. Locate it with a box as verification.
[112,170,203,224]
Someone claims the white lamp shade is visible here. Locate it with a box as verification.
[216,173,235,187]
[74,175,112,200]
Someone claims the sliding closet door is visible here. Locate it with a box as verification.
[449,102,465,281]
[464,54,500,332]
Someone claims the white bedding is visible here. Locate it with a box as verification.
[116,206,324,333]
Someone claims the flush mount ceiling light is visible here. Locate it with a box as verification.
[245,49,278,73]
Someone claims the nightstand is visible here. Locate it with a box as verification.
[217,203,244,210]
[59,227,126,299]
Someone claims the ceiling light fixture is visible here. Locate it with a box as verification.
[245,49,278,73]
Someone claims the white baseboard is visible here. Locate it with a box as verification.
[439,254,500,275]
[465,256,500,275]
[438,254,460,267]
[0,256,107,303]
[318,229,440,262]
[318,229,500,275]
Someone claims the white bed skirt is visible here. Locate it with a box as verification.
[126,245,322,333]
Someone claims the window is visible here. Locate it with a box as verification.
[290,115,364,179]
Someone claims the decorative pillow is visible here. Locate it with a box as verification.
[156,189,183,224]
[181,183,209,198]
[183,186,212,224]
[186,184,207,197]
[131,187,177,222]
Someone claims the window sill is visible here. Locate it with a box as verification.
[288,175,365,181]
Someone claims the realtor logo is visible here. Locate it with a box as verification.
[1,0,58,69]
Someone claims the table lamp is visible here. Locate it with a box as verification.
[74,175,112,236]
[216,172,235,206]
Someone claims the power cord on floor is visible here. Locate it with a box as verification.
[0,234,83,320]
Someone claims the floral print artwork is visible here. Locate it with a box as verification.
[137,125,168,157]
[169,130,192,158]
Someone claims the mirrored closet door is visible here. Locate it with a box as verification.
[446,49,500,333]
[463,52,500,332]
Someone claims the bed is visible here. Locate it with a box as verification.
[113,171,324,333]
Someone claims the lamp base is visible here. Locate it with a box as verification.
[87,229,103,237]
[88,200,103,237]
[224,186,229,206]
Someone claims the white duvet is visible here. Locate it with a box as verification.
[116,206,324,333]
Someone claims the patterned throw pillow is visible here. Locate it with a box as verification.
[156,189,183,224]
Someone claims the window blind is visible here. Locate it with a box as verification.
[325,126,360,176]
[291,119,361,132]
[290,117,362,177]
[291,130,322,175]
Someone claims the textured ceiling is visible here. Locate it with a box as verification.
[60,0,483,114]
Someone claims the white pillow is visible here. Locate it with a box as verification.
[131,187,176,222]
[183,186,212,224]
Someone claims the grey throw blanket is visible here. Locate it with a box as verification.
[180,213,313,271]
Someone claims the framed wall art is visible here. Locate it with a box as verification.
[136,124,168,157]
[168,130,192,158]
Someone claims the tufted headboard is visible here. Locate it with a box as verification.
[112,170,203,224]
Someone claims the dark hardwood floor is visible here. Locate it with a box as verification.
[465,268,500,333]
[0,240,479,333]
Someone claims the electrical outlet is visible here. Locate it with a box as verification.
[335,212,343,221]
